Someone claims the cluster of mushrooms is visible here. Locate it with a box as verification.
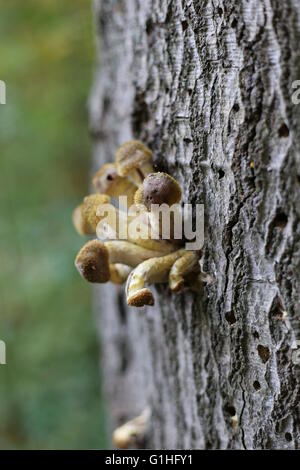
[73,140,203,308]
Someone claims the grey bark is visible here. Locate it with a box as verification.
[89,0,300,449]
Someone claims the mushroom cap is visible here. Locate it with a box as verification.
[127,287,154,307]
[72,204,94,235]
[112,427,133,449]
[115,140,152,176]
[92,163,123,195]
[135,172,182,208]
[75,240,110,283]
[81,194,110,231]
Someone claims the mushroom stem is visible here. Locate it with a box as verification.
[105,240,164,266]
[112,407,151,449]
[109,264,132,284]
[126,249,186,307]
[169,251,200,292]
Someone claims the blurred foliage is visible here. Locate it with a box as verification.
[0,0,107,449]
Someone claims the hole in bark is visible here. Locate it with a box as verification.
[217,7,223,16]
[146,19,154,35]
[218,169,225,179]
[225,404,236,417]
[270,295,286,319]
[182,20,188,31]
[232,103,240,112]
[285,432,292,442]
[266,210,288,254]
[118,292,127,325]
[225,311,236,324]
[253,380,261,391]
[231,18,238,28]
[278,123,290,138]
[273,211,288,229]
[103,96,110,113]
[253,330,259,339]
[257,345,271,364]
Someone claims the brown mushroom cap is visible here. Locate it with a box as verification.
[75,240,110,283]
[127,287,154,307]
[81,194,111,231]
[92,163,123,194]
[72,204,94,235]
[135,172,182,209]
[115,140,152,177]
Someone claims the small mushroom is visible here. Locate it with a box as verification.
[74,239,166,285]
[115,140,154,185]
[126,249,186,307]
[75,239,110,283]
[81,194,111,233]
[134,172,182,209]
[113,407,151,449]
[92,163,137,206]
[72,204,94,235]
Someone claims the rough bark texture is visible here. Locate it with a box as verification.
[90,0,300,449]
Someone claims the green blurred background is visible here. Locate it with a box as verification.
[0,0,107,449]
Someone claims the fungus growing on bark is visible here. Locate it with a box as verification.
[73,141,205,307]
[126,248,189,307]
[169,250,200,292]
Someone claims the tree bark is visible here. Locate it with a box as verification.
[90,0,300,449]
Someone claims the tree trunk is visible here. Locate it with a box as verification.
[89,0,300,449]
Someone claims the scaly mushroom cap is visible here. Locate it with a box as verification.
[115,140,153,177]
[75,240,110,283]
[134,172,182,209]
[72,204,94,235]
[92,163,121,194]
[93,163,134,195]
[81,194,111,232]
